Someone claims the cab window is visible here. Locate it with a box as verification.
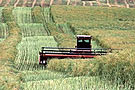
[84,40,89,43]
[78,40,83,43]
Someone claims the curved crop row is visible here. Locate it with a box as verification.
[0,7,22,90]
[18,23,48,37]
[15,36,57,71]
[0,7,3,22]
[22,76,131,90]
[0,23,8,38]
[13,7,33,23]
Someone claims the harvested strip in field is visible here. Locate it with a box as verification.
[15,36,57,71]
[21,70,69,82]
[19,23,48,37]
[22,76,127,90]
[0,23,8,38]
[42,7,53,22]
[12,7,32,23]
[0,7,3,22]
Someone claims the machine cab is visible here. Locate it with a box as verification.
[76,35,92,50]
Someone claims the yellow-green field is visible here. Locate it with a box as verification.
[0,5,135,90]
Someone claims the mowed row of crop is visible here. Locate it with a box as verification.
[42,7,54,23]
[0,23,8,38]
[12,7,76,90]
[51,5,135,30]
[0,23,8,45]
[0,23,8,43]
[0,7,3,22]
[12,7,53,71]
[22,76,131,90]
[18,23,48,37]
[13,7,33,23]
[15,36,57,71]
[21,70,69,83]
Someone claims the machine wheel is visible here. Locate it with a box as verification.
[39,60,47,65]
[43,60,46,64]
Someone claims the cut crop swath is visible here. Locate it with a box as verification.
[13,7,33,23]
[21,70,68,82]
[42,7,53,23]
[0,23,8,38]
[0,7,4,22]
[15,36,57,71]
[22,76,130,90]
[19,23,48,37]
